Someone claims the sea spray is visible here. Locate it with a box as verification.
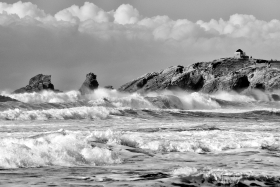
[0,130,122,168]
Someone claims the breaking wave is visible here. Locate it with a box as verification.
[0,130,121,168]
[171,166,280,186]
[0,106,120,120]
[85,129,278,153]
[1,89,280,121]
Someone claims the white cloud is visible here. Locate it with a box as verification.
[0,1,280,90]
[114,4,140,25]
[0,1,46,19]
[55,2,112,23]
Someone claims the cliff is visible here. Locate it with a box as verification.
[119,58,280,94]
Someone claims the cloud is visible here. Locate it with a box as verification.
[0,1,47,19]
[0,1,280,90]
[55,2,112,23]
[114,4,140,25]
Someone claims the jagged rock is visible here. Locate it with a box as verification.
[119,57,280,94]
[104,86,114,90]
[145,95,184,109]
[0,95,19,102]
[79,73,99,95]
[13,74,59,94]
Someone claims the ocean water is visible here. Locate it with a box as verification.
[0,89,280,187]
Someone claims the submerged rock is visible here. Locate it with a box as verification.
[119,57,280,94]
[13,74,60,94]
[0,95,18,102]
[79,73,99,95]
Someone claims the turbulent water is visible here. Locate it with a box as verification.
[1,89,280,186]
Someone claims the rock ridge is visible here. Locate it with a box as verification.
[119,57,280,93]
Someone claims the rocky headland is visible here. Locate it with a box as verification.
[119,57,280,94]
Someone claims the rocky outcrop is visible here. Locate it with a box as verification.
[119,58,280,94]
[79,73,99,95]
[13,74,60,94]
[104,86,114,90]
[0,95,18,102]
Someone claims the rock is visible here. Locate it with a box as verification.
[0,95,19,102]
[13,74,59,94]
[119,57,280,94]
[145,95,184,109]
[271,94,280,101]
[79,73,99,95]
[104,85,114,90]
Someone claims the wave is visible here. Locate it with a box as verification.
[86,129,279,154]
[172,166,280,186]
[0,129,122,169]
[1,89,280,118]
[0,106,121,120]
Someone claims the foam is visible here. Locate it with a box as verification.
[211,91,255,102]
[87,129,278,153]
[0,106,120,120]
[2,90,81,103]
[0,130,121,168]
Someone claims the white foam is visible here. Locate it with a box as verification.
[88,129,278,153]
[2,90,81,103]
[211,91,255,102]
[0,106,120,120]
[0,130,121,168]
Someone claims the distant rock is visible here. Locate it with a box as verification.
[13,74,60,94]
[145,95,184,109]
[104,85,114,90]
[119,57,280,94]
[0,95,18,102]
[79,73,99,95]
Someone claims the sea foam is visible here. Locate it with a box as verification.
[0,130,121,168]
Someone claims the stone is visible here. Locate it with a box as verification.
[119,57,280,94]
[0,95,18,102]
[13,74,58,94]
[79,73,99,95]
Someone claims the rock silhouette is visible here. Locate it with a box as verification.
[0,95,18,102]
[13,74,59,94]
[79,73,99,95]
[119,57,280,94]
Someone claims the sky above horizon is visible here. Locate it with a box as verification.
[0,0,280,91]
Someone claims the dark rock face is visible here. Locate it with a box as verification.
[119,58,280,93]
[0,95,19,102]
[79,73,99,95]
[145,95,184,109]
[13,74,58,94]
[271,94,280,101]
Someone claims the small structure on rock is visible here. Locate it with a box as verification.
[234,49,249,59]
[79,73,99,95]
[13,74,58,94]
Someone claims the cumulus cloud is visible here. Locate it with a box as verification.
[0,1,47,19]
[55,2,112,23]
[0,1,280,90]
[114,4,140,25]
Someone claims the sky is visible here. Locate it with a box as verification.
[0,0,280,91]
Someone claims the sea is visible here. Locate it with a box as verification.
[0,89,280,187]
